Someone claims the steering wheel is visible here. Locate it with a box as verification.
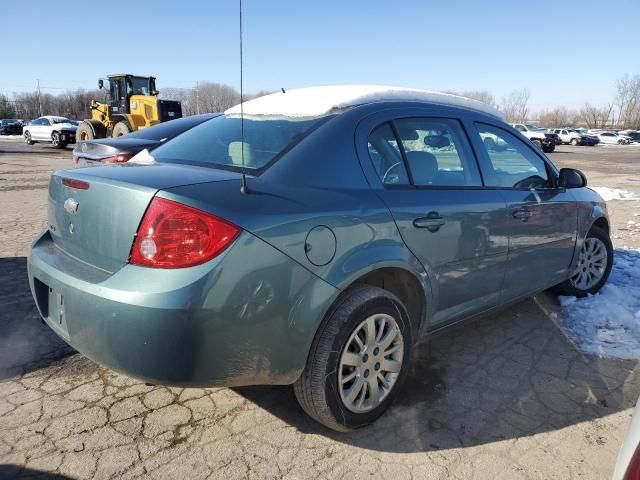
[382,162,405,184]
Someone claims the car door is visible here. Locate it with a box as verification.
[470,122,577,299]
[356,111,509,328]
[28,118,43,139]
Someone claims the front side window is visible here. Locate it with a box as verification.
[152,114,326,172]
[394,118,482,187]
[476,123,550,189]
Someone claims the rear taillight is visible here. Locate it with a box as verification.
[62,178,90,190]
[624,443,640,480]
[130,197,240,269]
[101,153,134,164]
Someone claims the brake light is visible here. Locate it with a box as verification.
[130,197,240,268]
[62,178,90,190]
[101,153,134,164]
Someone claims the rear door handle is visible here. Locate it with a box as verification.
[413,212,445,232]
[512,208,531,221]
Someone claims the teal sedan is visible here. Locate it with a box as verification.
[28,86,613,431]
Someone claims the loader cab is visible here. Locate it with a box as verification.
[100,75,157,115]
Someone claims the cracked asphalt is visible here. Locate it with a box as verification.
[1,138,639,479]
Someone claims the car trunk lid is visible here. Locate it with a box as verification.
[47,163,242,273]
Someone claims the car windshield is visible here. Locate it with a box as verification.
[125,115,216,141]
[127,77,150,95]
[52,118,72,124]
[152,114,328,172]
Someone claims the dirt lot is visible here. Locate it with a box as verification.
[0,138,639,480]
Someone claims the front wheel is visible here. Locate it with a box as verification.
[555,225,613,297]
[532,139,543,150]
[51,132,67,149]
[293,285,412,431]
[571,138,579,146]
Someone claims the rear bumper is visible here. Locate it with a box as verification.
[28,230,338,387]
[59,131,76,144]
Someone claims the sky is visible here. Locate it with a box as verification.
[1,0,638,111]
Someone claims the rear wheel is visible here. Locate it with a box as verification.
[112,122,131,137]
[542,143,555,153]
[532,139,543,150]
[24,132,34,145]
[293,285,412,431]
[76,122,95,141]
[571,138,579,146]
[555,225,613,297]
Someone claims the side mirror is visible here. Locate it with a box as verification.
[558,168,587,189]
[98,79,104,89]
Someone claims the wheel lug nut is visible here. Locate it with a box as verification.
[362,354,368,362]
[373,347,379,355]
[374,362,380,371]
[364,369,370,378]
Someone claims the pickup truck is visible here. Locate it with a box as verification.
[511,123,558,153]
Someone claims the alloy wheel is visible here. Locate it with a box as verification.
[338,313,404,413]
[570,237,608,290]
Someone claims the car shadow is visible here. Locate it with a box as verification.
[235,293,640,452]
[0,465,73,479]
[0,257,74,382]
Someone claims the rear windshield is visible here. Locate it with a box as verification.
[125,114,216,141]
[151,114,326,172]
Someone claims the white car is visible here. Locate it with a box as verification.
[23,116,78,149]
[552,128,583,145]
[511,123,557,153]
[612,398,640,480]
[597,131,631,145]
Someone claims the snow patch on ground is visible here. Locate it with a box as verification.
[590,186,638,201]
[0,135,23,140]
[559,248,640,359]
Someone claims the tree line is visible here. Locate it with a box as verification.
[2,74,639,130]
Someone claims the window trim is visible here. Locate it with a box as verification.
[472,121,558,190]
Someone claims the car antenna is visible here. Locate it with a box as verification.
[239,0,248,194]
[281,87,286,94]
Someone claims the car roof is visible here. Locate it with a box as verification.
[225,85,504,120]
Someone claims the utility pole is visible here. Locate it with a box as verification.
[195,81,200,115]
[36,79,42,116]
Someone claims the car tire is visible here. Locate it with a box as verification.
[555,225,613,298]
[293,285,413,431]
[24,132,34,145]
[112,122,131,137]
[571,138,579,146]
[532,139,543,150]
[51,132,67,149]
[542,144,555,153]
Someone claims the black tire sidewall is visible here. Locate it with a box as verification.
[320,289,412,429]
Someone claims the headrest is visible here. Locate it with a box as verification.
[424,135,450,149]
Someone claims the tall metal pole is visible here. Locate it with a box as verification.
[37,79,42,116]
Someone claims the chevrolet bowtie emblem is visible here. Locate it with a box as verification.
[64,198,79,215]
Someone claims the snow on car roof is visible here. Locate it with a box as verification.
[225,85,504,119]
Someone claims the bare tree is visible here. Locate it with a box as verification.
[500,88,531,123]
[537,106,579,127]
[0,93,16,118]
[616,74,640,129]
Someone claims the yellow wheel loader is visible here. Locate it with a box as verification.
[76,74,182,140]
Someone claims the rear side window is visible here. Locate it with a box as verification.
[475,123,551,189]
[152,114,325,172]
[367,123,409,186]
[394,118,482,187]
[126,115,215,141]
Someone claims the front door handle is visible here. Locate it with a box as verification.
[413,212,445,232]
[512,208,531,221]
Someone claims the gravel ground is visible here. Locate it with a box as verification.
[0,138,639,480]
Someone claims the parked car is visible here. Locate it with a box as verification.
[0,119,23,135]
[28,86,613,431]
[612,398,640,480]
[511,123,558,152]
[73,114,218,167]
[551,128,599,146]
[23,116,78,148]
[619,130,640,143]
[597,131,631,145]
